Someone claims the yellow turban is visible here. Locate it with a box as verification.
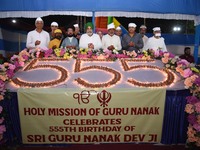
[54,29,62,34]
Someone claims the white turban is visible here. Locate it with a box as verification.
[116,26,122,30]
[107,23,115,30]
[73,24,79,28]
[51,22,58,27]
[153,27,161,31]
[128,23,137,28]
[140,25,147,29]
[35,17,43,23]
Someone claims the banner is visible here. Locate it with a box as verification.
[18,88,166,144]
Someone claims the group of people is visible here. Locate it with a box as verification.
[25,17,195,63]
[26,17,169,54]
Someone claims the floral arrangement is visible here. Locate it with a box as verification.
[0,105,5,143]
[133,49,164,61]
[0,49,33,143]
[161,52,179,70]
[184,74,200,148]
[147,49,164,59]
[161,52,200,148]
[29,48,77,59]
[0,62,18,142]
[77,48,129,60]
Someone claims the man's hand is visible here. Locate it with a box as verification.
[88,43,94,49]
[66,46,76,49]
[76,34,81,40]
[52,45,57,49]
[107,45,115,50]
[35,40,41,46]
[129,41,134,47]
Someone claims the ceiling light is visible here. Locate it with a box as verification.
[12,19,16,23]
[173,26,181,32]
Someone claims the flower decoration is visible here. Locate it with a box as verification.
[126,50,137,58]
[79,48,89,54]
[161,52,180,70]
[153,50,164,59]
[174,60,200,148]
[53,48,77,59]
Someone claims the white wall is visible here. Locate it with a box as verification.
[167,45,200,56]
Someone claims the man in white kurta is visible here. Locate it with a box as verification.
[139,25,148,47]
[115,26,122,40]
[102,23,122,50]
[26,17,50,50]
[79,22,102,50]
[144,27,167,52]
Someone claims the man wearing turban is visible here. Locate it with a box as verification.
[79,22,102,50]
[102,23,122,50]
[26,17,50,50]
[143,27,167,52]
[48,29,63,49]
[122,23,143,53]
[73,23,82,41]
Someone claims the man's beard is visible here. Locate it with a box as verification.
[55,36,62,40]
[67,34,74,37]
[87,31,93,36]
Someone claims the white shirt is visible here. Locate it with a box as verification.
[142,35,148,47]
[68,37,73,43]
[26,29,50,49]
[102,34,122,50]
[79,33,102,50]
[144,36,167,52]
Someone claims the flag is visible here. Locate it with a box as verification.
[113,17,128,35]
[108,16,128,35]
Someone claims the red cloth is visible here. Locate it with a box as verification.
[179,54,195,63]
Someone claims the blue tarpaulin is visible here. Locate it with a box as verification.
[0,0,200,15]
